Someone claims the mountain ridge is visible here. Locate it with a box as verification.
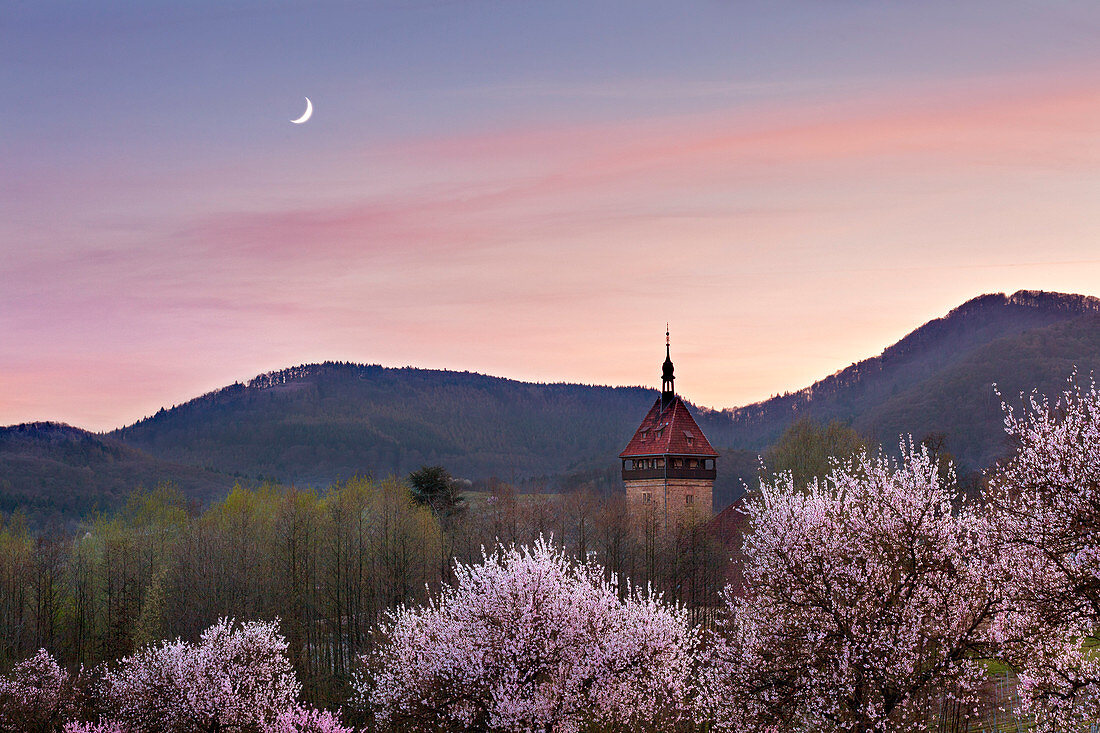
[110,364,663,487]
[5,289,1100,520]
[712,290,1100,465]
[0,422,235,522]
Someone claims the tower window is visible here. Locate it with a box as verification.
[642,492,652,503]
[685,494,694,505]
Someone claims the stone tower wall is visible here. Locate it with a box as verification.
[625,476,713,526]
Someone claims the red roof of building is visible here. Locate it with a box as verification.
[708,496,752,596]
[619,396,720,458]
[709,497,751,548]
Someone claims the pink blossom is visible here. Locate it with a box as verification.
[263,705,355,733]
[0,648,70,731]
[700,444,995,732]
[987,375,1100,728]
[64,722,126,733]
[359,537,697,732]
[105,617,300,733]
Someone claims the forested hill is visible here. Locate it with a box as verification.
[708,290,1100,469]
[9,289,1100,521]
[112,365,678,488]
[106,289,1100,483]
[0,422,235,522]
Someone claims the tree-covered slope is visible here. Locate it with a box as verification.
[856,312,1100,468]
[112,364,667,486]
[713,291,1100,470]
[0,422,235,522]
[9,290,1100,519]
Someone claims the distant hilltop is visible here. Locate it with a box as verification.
[112,363,660,491]
[0,421,233,520]
[5,289,1100,521]
[717,290,1100,467]
[734,291,1100,415]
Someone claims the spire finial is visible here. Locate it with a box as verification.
[661,325,675,405]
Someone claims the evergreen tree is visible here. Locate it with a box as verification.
[407,466,465,519]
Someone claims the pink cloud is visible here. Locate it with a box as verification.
[4,73,1100,428]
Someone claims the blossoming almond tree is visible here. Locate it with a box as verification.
[0,648,71,732]
[262,706,355,733]
[104,617,300,733]
[701,444,995,733]
[987,377,1100,728]
[64,723,126,733]
[361,537,697,732]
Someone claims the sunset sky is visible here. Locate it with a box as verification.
[4,1,1100,431]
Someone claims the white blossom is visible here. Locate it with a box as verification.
[988,375,1100,728]
[360,537,697,732]
[105,617,300,733]
[701,444,994,732]
[0,648,70,731]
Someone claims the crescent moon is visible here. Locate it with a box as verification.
[291,97,313,124]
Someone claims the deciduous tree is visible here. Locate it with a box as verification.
[361,538,697,732]
[105,618,299,733]
[0,648,71,732]
[764,417,867,489]
[702,445,994,732]
[262,706,354,733]
[987,377,1100,728]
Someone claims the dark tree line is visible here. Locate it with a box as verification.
[0,474,730,707]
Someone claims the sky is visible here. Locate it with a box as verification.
[3,1,1100,431]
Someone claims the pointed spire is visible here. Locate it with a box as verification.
[662,325,675,406]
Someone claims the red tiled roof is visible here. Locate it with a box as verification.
[709,498,751,548]
[708,496,752,596]
[619,396,719,458]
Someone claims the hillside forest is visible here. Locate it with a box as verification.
[6,291,1100,529]
[4,379,1100,731]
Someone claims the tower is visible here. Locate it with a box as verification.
[620,330,718,527]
